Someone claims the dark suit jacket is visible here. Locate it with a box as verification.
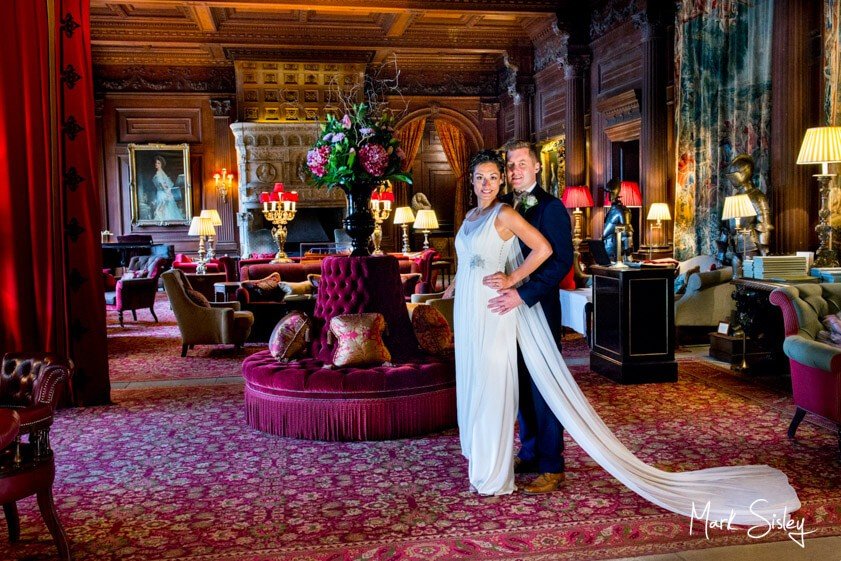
[500,186,573,336]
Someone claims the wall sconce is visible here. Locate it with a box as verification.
[213,168,234,204]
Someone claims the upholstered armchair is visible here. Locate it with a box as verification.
[413,249,440,294]
[0,353,72,459]
[161,269,254,356]
[770,283,841,457]
[104,254,170,327]
[0,408,71,560]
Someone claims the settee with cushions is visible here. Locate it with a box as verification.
[241,255,456,441]
[172,254,238,281]
[674,254,734,340]
[770,283,841,456]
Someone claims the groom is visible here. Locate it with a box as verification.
[488,139,573,494]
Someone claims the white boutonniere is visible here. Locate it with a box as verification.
[519,194,538,213]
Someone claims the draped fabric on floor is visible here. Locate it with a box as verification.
[0,1,109,404]
[672,0,774,260]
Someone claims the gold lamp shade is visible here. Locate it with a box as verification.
[796,126,841,175]
[413,209,439,230]
[646,203,672,223]
[200,209,223,227]
[187,216,216,237]
[393,206,415,225]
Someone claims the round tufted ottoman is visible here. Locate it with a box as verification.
[242,255,456,441]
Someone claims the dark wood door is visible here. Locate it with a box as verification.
[410,121,457,235]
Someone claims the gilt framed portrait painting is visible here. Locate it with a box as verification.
[128,143,192,226]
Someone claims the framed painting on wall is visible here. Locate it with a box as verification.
[128,143,192,226]
[537,137,565,198]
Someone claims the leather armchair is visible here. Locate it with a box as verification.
[0,353,72,459]
[104,255,170,327]
[770,283,841,457]
[161,269,254,356]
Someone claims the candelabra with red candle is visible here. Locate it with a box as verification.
[369,190,393,255]
[260,182,298,263]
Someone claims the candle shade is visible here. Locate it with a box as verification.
[413,209,439,230]
[188,216,216,237]
[393,206,415,225]
[200,209,223,226]
[562,186,594,209]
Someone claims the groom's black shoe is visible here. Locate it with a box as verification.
[523,472,565,494]
[513,457,538,474]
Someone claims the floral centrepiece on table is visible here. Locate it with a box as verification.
[306,103,412,193]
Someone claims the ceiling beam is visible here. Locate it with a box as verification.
[188,3,218,32]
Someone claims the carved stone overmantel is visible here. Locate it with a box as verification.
[230,122,346,256]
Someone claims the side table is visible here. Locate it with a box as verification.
[214,281,242,302]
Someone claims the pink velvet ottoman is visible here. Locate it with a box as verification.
[241,255,456,441]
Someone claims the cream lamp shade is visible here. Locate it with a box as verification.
[200,209,223,227]
[393,206,415,225]
[413,209,439,230]
[796,126,841,175]
[646,203,672,223]
[722,194,757,229]
[188,216,216,237]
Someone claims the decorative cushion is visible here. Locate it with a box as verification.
[307,274,321,293]
[329,313,391,367]
[822,314,841,335]
[242,272,284,302]
[411,305,454,358]
[817,329,841,346]
[280,280,314,296]
[187,289,211,308]
[122,270,148,280]
[268,311,312,361]
[559,267,576,290]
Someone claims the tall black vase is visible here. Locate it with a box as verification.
[343,186,375,256]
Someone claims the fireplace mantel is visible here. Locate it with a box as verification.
[230,122,347,256]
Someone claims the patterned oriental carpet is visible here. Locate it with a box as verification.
[3,362,841,560]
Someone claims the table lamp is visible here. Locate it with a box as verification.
[797,126,841,267]
[722,194,757,276]
[393,206,415,253]
[646,202,672,250]
[562,186,594,248]
[413,209,439,250]
[200,209,223,259]
[187,216,216,274]
[604,180,642,207]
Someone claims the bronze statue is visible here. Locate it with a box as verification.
[602,178,634,261]
[725,154,772,256]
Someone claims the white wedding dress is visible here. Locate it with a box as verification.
[453,202,801,523]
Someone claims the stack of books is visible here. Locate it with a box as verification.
[810,267,841,283]
[750,256,808,280]
[743,259,754,278]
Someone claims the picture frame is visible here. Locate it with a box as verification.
[717,321,731,335]
[128,143,192,226]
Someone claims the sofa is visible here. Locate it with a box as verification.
[674,255,734,340]
[770,283,841,457]
[241,255,456,441]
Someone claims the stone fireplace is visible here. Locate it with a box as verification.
[230,122,347,257]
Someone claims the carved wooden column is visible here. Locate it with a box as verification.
[638,15,668,213]
[563,55,589,187]
[210,98,237,252]
[514,83,534,141]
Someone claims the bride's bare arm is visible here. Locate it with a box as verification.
[483,205,551,290]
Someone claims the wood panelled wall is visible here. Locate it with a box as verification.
[96,93,238,255]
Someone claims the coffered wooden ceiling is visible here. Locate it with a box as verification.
[89,0,561,72]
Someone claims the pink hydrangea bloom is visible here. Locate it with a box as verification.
[358,143,389,177]
[306,145,331,177]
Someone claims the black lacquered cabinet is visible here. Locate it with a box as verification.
[590,265,677,384]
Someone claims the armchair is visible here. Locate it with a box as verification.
[0,353,72,460]
[104,255,170,327]
[770,283,841,457]
[161,269,254,356]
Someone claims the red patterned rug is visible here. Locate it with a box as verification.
[3,362,841,561]
[107,292,263,382]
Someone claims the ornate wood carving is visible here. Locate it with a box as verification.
[116,108,202,143]
[94,65,235,93]
[590,0,642,41]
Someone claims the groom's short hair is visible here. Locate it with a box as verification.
[501,139,539,163]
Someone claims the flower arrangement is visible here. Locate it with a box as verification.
[306,103,412,193]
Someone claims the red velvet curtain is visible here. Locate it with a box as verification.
[0,0,109,405]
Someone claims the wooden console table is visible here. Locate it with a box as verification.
[590,265,677,384]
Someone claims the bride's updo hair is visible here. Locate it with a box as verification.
[468,149,505,177]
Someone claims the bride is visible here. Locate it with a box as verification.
[449,149,800,524]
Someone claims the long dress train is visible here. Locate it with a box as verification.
[453,201,801,522]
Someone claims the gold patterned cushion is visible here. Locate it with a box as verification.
[411,304,454,358]
[329,313,391,367]
[268,311,311,361]
[242,272,284,302]
[279,280,314,296]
